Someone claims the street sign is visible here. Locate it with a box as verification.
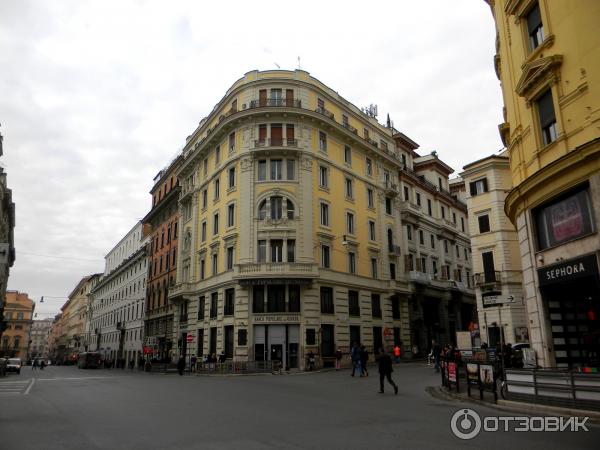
[186,334,194,343]
[482,294,518,308]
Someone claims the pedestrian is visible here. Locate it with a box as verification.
[334,348,343,371]
[350,342,362,377]
[431,340,442,372]
[190,355,197,373]
[393,344,401,363]
[32,359,38,370]
[177,356,185,376]
[218,351,226,363]
[40,360,46,370]
[360,345,369,377]
[307,351,315,371]
[377,348,398,395]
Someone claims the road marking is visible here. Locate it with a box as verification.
[37,376,117,381]
[24,378,35,395]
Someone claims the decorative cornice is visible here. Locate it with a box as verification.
[515,55,563,99]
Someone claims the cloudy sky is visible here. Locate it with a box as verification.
[1,0,503,318]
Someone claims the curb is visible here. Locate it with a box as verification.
[426,386,600,424]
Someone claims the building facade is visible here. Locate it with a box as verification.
[0,291,34,361]
[167,69,474,368]
[488,0,600,368]
[462,152,528,348]
[0,126,16,344]
[142,157,181,360]
[30,319,53,360]
[90,222,147,366]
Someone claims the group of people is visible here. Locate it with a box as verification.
[429,340,459,372]
[348,343,398,394]
[31,359,46,370]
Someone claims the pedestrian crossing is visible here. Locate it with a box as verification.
[0,379,31,395]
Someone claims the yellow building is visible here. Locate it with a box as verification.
[487,0,600,368]
[462,151,528,348]
[169,70,474,368]
[1,291,34,361]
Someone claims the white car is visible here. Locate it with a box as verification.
[6,358,22,374]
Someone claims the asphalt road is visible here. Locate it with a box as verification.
[0,363,597,449]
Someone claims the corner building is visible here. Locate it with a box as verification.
[488,0,600,368]
[170,70,474,368]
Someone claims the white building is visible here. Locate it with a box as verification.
[90,222,147,366]
[30,319,53,359]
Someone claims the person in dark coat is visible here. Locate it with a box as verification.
[177,356,185,376]
[377,348,398,395]
[431,340,442,372]
[360,345,369,377]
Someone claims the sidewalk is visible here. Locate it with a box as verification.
[428,383,600,423]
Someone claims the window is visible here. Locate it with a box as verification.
[210,292,218,319]
[271,240,283,263]
[319,166,329,188]
[321,245,330,268]
[320,287,334,314]
[349,326,361,347]
[406,224,412,241]
[286,159,295,180]
[214,178,220,200]
[345,178,353,199]
[348,290,360,316]
[371,258,378,278]
[342,114,349,127]
[368,220,376,240]
[267,285,286,312]
[320,203,329,226]
[478,214,491,233]
[432,260,438,278]
[455,245,460,258]
[346,212,355,234]
[200,259,205,279]
[344,145,352,164]
[287,239,296,262]
[201,221,207,242]
[371,294,381,318]
[416,192,421,206]
[469,178,488,196]
[197,329,205,356]
[534,185,594,250]
[203,158,208,176]
[526,3,544,50]
[392,297,400,320]
[257,240,266,262]
[286,199,295,220]
[213,213,219,235]
[419,230,424,245]
[228,166,236,189]
[367,188,374,208]
[258,160,267,181]
[452,212,456,224]
[227,204,235,227]
[348,252,356,274]
[427,199,432,216]
[403,186,409,201]
[461,217,465,232]
[482,251,496,283]
[366,158,372,176]
[270,159,282,180]
[537,89,557,146]
[253,286,264,313]
[202,189,208,209]
[271,196,283,219]
[464,248,468,260]
[229,132,235,152]
[390,263,396,280]
[319,131,327,152]
[306,329,316,345]
[226,246,234,270]
[444,240,449,254]
[441,206,445,219]
[212,253,218,275]
[215,145,221,165]
[385,197,392,215]
[288,285,300,312]
[224,288,235,316]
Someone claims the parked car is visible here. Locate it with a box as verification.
[6,358,22,374]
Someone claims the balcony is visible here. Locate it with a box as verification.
[474,270,521,287]
[388,244,402,256]
[342,122,358,134]
[234,262,318,283]
[383,180,399,197]
[249,98,302,109]
[315,106,335,120]
[409,271,432,285]
[253,138,299,148]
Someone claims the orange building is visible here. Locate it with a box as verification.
[1,291,35,361]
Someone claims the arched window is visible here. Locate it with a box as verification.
[271,196,283,219]
[287,199,295,219]
[259,200,268,220]
[259,195,296,220]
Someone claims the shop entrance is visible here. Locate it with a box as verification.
[543,277,600,369]
[253,324,300,369]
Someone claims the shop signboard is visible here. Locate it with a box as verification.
[467,363,479,386]
[456,331,472,350]
[479,364,494,390]
[448,362,457,383]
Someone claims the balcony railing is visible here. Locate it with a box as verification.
[474,270,522,286]
[409,271,432,284]
[342,122,358,134]
[315,106,335,120]
[234,262,318,277]
[254,138,298,148]
[249,98,302,108]
[388,244,402,256]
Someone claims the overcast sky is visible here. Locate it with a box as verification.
[1,0,503,318]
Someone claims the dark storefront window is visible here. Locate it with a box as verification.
[224,326,234,359]
[288,285,300,312]
[534,185,595,250]
[321,324,335,357]
[238,329,247,346]
[196,329,204,356]
[253,286,264,313]
[224,288,235,316]
[371,294,382,318]
[349,325,361,346]
[348,290,360,317]
[210,292,218,319]
[267,285,286,312]
[198,296,205,320]
[392,297,400,320]
[373,327,383,354]
[320,287,334,314]
[306,328,316,345]
[209,327,217,356]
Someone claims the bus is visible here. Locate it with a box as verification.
[77,352,102,369]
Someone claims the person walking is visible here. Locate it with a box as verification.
[377,348,398,395]
[431,339,442,373]
[32,359,38,370]
[350,342,362,377]
[393,345,401,363]
[190,355,197,373]
[177,356,185,376]
[306,351,315,371]
[360,345,369,377]
[334,348,343,371]
[40,360,46,370]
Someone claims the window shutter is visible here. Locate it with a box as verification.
[537,90,555,128]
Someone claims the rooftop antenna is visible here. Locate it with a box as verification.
[297,56,301,70]
[274,63,280,69]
